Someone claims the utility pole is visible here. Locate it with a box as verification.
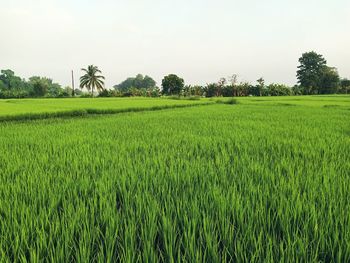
[71,70,75,97]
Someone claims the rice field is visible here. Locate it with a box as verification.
[0,96,349,262]
[0,97,210,121]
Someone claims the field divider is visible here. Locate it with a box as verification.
[0,101,216,123]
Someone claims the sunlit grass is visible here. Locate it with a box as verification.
[0,96,349,261]
[0,97,210,117]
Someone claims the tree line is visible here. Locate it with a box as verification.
[0,51,349,99]
[0,70,75,98]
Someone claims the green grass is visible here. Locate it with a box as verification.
[235,94,350,107]
[0,97,211,121]
[0,96,349,261]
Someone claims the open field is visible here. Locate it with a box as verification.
[236,95,350,107]
[0,96,349,261]
[0,95,348,119]
[0,97,211,121]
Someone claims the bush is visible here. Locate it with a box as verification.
[80,93,93,98]
[216,98,238,105]
[187,96,201,100]
[168,95,181,100]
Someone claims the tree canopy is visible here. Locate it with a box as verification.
[0,69,68,98]
[114,74,156,91]
[296,51,340,94]
[161,74,184,95]
[80,65,105,96]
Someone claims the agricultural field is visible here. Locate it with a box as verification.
[0,96,349,262]
[0,97,211,121]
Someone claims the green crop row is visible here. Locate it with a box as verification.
[0,97,349,262]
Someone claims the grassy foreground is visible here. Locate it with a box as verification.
[0,96,349,261]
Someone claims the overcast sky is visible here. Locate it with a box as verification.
[1,0,349,88]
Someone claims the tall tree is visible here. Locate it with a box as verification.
[229,74,238,96]
[320,67,340,94]
[0,69,26,90]
[296,51,327,94]
[80,65,105,96]
[340,78,350,94]
[143,75,156,89]
[217,78,226,97]
[256,77,265,96]
[114,74,156,91]
[161,74,184,95]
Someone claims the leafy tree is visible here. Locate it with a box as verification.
[148,87,161,97]
[29,77,49,97]
[222,85,233,97]
[319,67,340,94]
[292,85,303,95]
[114,74,156,91]
[80,65,105,96]
[115,77,134,91]
[143,75,157,89]
[193,85,204,96]
[217,78,226,97]
[0,69,27,91]
[256,77,265,96]
[236,82,251,96]
[183,85,192,96]
[266,84,292,96]
[28,76,63,97]
[204,83,218,97]
[57,86,73,97]
[247,85,260,96]
[341,78,350,88]
[161,74,184,95]
[296,51,327,94]
[0,80,6,91]
[228,74,238,96]
[340,78,350,94]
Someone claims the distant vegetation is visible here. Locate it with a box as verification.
[111,74,160,97]
[1,51,349,99]
[0,69,74,98]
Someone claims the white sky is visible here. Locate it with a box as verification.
[1,0,349,88]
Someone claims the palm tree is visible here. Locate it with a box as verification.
[80,65,105,96]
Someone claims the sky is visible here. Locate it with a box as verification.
[0,0,349,88]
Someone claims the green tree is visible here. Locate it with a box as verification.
[29,77,49,97]
[256,77,265,96]
[204,83,218,97]
[28,76,63,97]
[319,67,340,94]
[236,82,251,96]
[266,84,292,96]
[80,65,105,96]
[114,74,156,91]
[292,85,303,95]
[217,78,226,97]
[296,51,327,94]
[161,74,184,95]
[143,75,157,89]
[0,69,26,91]
[229,74,238,96]
[340,78,350,94]
[0,80,6,91]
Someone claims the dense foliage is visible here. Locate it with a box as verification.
[297,51,341,94]
[1,51,349,99]
[0,96,349,261]
[114,74,156,91]
[0,70,72,98]
[80,65,105,95]
[161,74,185,95]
